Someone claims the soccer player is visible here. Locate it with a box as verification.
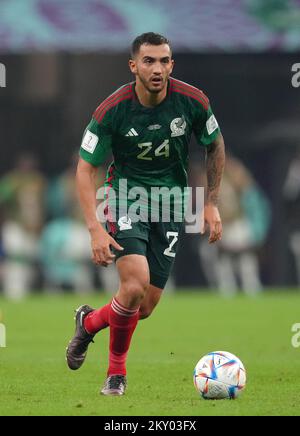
[66,33,225,396]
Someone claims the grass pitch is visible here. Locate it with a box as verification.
[0,291,299,416]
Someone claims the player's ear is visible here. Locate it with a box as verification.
[170,59,175,74]
[129,59,137,74]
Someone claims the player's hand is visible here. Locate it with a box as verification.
[201,204,222,244]
[89,225,124,267]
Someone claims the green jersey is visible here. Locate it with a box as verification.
[80,78,221,216]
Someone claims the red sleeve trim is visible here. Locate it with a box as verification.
[170,78,209,110]
[93,84,133,123]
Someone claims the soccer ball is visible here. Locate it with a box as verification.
[193,351,246,400]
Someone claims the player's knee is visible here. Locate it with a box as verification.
[121,279,149,303]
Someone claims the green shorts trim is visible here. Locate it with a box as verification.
[114,237,147,259]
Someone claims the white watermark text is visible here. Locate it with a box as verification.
[0,63,6,88]
[291,63,300,88]
[0,323,6,348]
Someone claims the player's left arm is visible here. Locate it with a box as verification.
[192,96,225,244]
[204,133,225,244]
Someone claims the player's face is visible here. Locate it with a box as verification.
[129,44,174,94]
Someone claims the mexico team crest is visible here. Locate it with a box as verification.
[170,116,187,137]
[118,215,132,231]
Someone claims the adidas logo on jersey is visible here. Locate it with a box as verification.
[125,128,138,137]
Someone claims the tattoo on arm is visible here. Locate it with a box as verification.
[206,134,226,206]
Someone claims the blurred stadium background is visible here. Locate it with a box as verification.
[1,0,300,299]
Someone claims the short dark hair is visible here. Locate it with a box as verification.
[131,32,171,58]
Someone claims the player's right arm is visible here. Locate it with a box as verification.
[77,115,123,266]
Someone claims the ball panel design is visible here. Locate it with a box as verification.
[193,351,246,400]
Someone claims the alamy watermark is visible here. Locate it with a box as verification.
[291,63,300,88]
[96,180,205,234]
[0,323,6,348]
[0,63,6,88]
[291,323,300,348]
